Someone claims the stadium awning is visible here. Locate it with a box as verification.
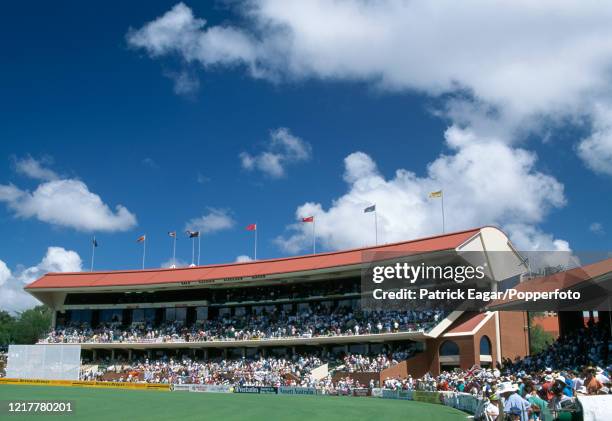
[25,226,527,309]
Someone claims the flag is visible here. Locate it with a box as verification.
[92,238,98,247]
[136,235,146,243]
[186,230,200,238]
[168,231,176,237]
[302,216,314,223]
[429,190,443,198]
[246,224,257,231]
[364,204,376,213]
[466,364,481,377]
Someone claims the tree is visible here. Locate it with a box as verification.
[0,310,15,348]
[530,324,555,354]
[10,306,52,345]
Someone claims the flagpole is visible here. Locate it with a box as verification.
[254,224,258,261]
[191,237,195,266]
[441,191,445,234]
[374,210,378,246]
[142,236,146,269]
[172,234,177,267]
[312,218,316,254]
[197,235,201,266]
[90,236,95,272]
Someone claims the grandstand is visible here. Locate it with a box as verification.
[24,226,530,383]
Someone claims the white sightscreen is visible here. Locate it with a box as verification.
[6,344,81,380]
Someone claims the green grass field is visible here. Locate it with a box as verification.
[0,385,468,420]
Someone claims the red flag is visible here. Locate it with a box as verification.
[136,235,146,243]
[302,216,314,223]
[246,223,257,231]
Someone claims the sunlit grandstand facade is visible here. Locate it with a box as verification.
[25,227,531,381]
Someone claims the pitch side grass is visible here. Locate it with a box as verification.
[0,385,468,420]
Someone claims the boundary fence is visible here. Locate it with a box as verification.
[0,377,169,391]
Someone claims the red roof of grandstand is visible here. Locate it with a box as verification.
[26,228,482,290]
[487,257,612,308]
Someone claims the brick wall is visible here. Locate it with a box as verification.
[380,360,408,383]
[498,311,530,360]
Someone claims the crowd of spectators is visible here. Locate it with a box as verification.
[504,322,609,374]
[381,365,605,419]
[379,323,611,419]
[75,322,611,420]
[40,307,446,344]
[342,353,399,372]
[90,354,326,387]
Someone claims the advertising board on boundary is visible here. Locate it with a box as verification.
[0,378,169,391]
[278,386,317,395]
[380,389,413,400]
[189,384,232,393]
[413,390,443,404]
[234,386,260,394]
[352,388,370,397]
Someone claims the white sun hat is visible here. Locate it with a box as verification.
[497,381,518,394]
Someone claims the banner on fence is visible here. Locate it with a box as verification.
[0,378,169,391]
[191,384,232,393]
[380,389,415,400]
[278,386,317,395]
[382,389,399,399]
[234,386,261,394]
[398,390,413,400]
[413,390,442,405]
[352,388,370,397]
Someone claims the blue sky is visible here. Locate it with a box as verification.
[1,1,611,311]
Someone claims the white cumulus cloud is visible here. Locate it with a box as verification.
[240,127,312,178]
[0,247,82,313]
[128,1,612,175]
[14,156,59,181]
[0,158,137,232]
[276,126,567,253]
[185,208,235,234]
[577,104,612,176]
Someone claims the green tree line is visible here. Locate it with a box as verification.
[528,311,555,354]
[0,306,52,347]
